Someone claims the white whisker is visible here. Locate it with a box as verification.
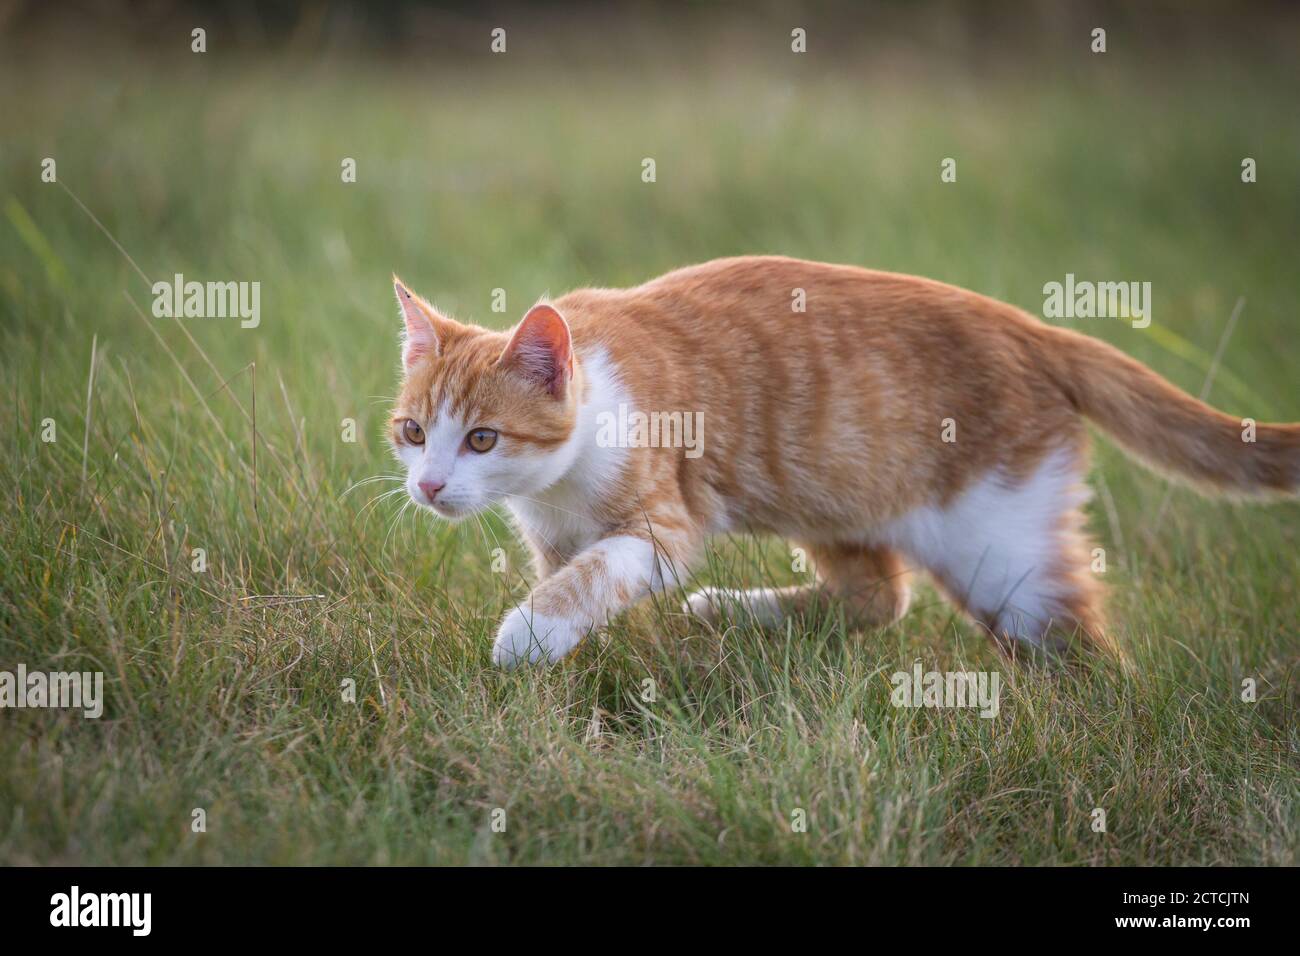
[340,474,404,499]
[356,486,408,520]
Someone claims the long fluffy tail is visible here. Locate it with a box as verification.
[1040,326,1300,498]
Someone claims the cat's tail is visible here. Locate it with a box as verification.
[1039,326,1300,498]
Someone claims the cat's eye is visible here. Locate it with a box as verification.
[466,428,498,453]
[402,419,424,445]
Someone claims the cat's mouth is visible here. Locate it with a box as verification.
[412,493,478,522]
[420,498,468,521]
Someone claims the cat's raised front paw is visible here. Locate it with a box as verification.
[492,605,587,668]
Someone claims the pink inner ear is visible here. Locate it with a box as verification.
[395,281,439,367]
[501,304,572,396]
[402,337,433,368]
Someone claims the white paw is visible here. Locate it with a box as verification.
[492,605,587,669]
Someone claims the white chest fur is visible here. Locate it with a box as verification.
[506,481,605,562]
[504,347,632,562]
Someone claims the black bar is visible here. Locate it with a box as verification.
[0,866,1281,941]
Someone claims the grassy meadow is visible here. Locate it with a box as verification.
[1,14,1297,864]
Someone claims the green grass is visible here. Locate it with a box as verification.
[1,30,1297,865]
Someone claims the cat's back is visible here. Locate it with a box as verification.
[557,254,1037,349]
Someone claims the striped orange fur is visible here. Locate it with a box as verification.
[387,257,1299,667]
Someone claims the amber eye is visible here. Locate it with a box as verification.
[466,428,498,453]
[402,419,424,444]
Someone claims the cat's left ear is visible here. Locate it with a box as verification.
[394,276,451,368]
[498,304,573,399]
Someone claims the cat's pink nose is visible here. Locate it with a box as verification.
[418,480,445,503]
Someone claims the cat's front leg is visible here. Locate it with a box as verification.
[492,526,695,668]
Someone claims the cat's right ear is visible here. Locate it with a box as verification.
[394,276,443,368]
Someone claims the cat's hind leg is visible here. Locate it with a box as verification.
[684,541,912,631]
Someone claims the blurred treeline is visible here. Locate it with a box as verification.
[1,0,1298,72]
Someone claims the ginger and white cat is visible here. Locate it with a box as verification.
[388,257,1298,667]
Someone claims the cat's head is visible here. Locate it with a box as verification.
[388,278,581,520]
